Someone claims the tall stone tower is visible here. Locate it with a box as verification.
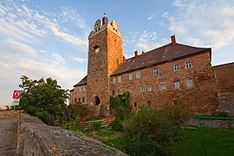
[87,14,124,116]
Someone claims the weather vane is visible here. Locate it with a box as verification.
[104,12,107,16]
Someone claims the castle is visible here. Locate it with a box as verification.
[70,15,234,116]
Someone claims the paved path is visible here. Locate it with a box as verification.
[0,118,17,156]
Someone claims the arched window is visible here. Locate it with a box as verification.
[94,96,100,105]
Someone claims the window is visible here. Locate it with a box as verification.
[173,100,178,105]
[160,82,167,91]
[112,90,115,96]
[118,76,122,82]
[133,102,138,108]
[147,101,152,106]
[129,73,133,80]
[136,71,141,79]
[94,45,99,53]
[153,68,158,75]
[82,97,85,102]
[185,61,192,69]
[174,81,181,89]
[141,86,145,93]
[117,89,120,94]
[173,64,180,71]
[186,79,194,88]
[112,77,116,83]
[147,85,152,92]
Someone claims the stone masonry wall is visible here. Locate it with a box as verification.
[213,62,234,115]
[16,113,128,156]
[111,52,219,114]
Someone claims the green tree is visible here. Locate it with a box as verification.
[19,75,77,125]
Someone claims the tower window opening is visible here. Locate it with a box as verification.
[93,45,99,53]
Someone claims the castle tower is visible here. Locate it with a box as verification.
[87,14,124,116]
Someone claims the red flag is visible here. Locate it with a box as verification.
[13,90,21,99]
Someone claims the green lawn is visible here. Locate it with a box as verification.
[175,127,234,156]
[84,127,234,156]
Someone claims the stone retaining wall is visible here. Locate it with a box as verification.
[16,113,128,156]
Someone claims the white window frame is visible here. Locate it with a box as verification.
[173,63,180,71]
[153,68,158,75]
[186,79,194,88]
[113,77,116,84]
[147,85,152,92]
[185,61,192,69]
[160,82,167,91]
[141,86,145,93]
[136,71,141,79]
[129,73,133,80]
[174,81,181,89]
[117,76,122,82]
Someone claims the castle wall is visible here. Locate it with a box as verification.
[213,62,234,115]
[111,52,219,114]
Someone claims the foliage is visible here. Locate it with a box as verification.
[212,111,230,117]
[92,121,102,130]
[122,104,192,156]
[110,117,123,131]
[19,75,77,125]
[110,91,131,120]
[70,103,89,121]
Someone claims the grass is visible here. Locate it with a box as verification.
[79,126,234,156]
[175,127,234,156]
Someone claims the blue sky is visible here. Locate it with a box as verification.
[0,0,234,108]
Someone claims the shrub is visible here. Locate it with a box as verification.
[122,104,192,156]
[92,121,102,131]
[110,91,131,120]
[110,117,123,131]
[212,111,229,117]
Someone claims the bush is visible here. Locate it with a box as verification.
[110,117,123,131]
[122,104,192,156]
[92,121,102,131]
[212,111,229,117]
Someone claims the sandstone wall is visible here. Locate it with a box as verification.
[16,113,127,156]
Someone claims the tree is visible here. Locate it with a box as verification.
[19,75,77,125]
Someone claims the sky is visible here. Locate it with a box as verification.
[0,0,234,108]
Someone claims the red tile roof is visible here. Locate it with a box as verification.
[111,42,210,76]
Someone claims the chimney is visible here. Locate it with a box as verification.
[171,35,176,45]
[134,51,138,57]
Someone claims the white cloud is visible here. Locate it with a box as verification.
[73,57,87,63]
[147,15,155,20]
[52,53,65,65]
[167,0,234,50]
[2,39,36,56]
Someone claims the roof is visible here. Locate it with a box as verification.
[111,42,211,76]
[73,75,87,87]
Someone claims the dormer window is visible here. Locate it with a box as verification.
[93,45,99,53]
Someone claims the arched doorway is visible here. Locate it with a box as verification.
[94,96,100,105]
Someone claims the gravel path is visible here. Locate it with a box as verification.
[0,118,17,156]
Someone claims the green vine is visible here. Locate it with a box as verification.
[110,91,131,119]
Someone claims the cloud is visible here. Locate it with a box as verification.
[52,53,65,65]
[73,57,87,63]
[147,15,155,20]
[2,39,36,56]
[167,0,234,50]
